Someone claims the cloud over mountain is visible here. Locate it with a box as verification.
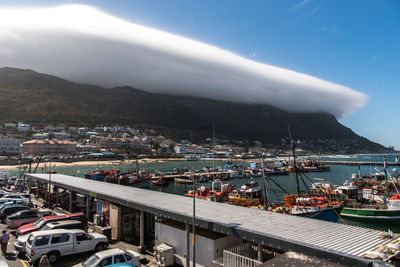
[0,4,367,117]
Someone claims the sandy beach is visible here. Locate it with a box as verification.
[0,158,190,170]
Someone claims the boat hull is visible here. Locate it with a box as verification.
[294,206,343,223]
[129,177,151,188]
[340,207,400,224]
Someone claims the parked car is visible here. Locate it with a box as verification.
[0,200,26,211]
[74,248,140,267]
[14,220,86,253]
[7,177,17,185]
[0,205,29,220]
[7,209,55,229]
[3,194,30,203]
[0,198,24,205]
[16,213,87,236]
[25,229,108,265]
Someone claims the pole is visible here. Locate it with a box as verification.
[185,223,190,267]
[261,155,269,209]
[292,141,300,196]
[48,160,52,206]
[192,175,196,267]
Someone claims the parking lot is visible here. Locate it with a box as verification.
[0,221,100,267]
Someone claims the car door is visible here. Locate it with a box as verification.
[74,232,91,252]
[50,233,73,256]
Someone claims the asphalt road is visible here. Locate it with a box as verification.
[0,222,94,267]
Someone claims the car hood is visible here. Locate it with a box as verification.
[17,234,30,243]
[90,233,108,240]
[18,225,36,234]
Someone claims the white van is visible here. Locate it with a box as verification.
[25,229,108,264]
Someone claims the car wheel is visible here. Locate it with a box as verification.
[95,242,106,252]
[47,251,59,264]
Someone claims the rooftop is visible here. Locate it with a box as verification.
[26,173,396,266]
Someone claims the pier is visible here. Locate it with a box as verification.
[320,161,400,166]
[25,173,398,266]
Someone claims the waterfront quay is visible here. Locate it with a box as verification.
[21,173,400,266]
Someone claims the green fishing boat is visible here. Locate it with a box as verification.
[340,159,400,225]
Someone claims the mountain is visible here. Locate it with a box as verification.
[0,67,389,153]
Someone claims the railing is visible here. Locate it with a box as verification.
[223,243,262,267]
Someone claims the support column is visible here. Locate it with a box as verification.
[185,223,190,267]
[257,243,264,262]
[28,177,31,194]
[55,187,59,207]
[69,191,73,212]
[139,210,144,250]
[44,183,48,201]
[86,196,90,220]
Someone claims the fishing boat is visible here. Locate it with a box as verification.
[265,137,343,222]
[340,160,400,224]
[185,179,235,202]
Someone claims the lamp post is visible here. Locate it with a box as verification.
[192,174,196,267]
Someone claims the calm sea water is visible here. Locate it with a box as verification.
[3,154,400,232]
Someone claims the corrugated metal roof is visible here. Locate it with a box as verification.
[26,173,394,265]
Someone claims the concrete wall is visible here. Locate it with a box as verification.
[155,222,242,267]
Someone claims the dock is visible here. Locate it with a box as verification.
[25,173,398,266]
[320,161,400,166]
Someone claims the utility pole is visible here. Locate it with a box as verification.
[192,175,196,267]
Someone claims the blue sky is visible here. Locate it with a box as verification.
[1,0,399,148]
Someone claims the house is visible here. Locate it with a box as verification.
[17,122,30,132]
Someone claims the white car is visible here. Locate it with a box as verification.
[74,248,140,267]
[2,194,29,203]
[25,229,108,264]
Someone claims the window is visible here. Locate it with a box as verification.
[27,235,34,246]
[34,236,50,246]
[76,233,91,241]
[114,254,126,264]
[124,254,132,261]
[51,234,70,244]
[98,257,112,267]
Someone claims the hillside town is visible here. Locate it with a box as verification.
[0,122,395,165]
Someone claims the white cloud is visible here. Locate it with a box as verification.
[0,5,367,117]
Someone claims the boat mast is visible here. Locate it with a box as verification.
[261,154,269,209]
[289,125,300,196]
[212,121,215,179]
[384,157,388,207]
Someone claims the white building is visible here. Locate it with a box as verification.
[0,138,22,155]
[17,122,30,132]
[174,146,186,154]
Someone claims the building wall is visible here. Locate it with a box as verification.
[155,222,242,267]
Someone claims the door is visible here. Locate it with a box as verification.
[74,233,92,252]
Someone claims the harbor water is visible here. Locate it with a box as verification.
[3,154,400,233]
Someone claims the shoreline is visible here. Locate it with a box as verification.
[0,157,229,170]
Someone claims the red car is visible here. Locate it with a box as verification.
[16,212,86,236]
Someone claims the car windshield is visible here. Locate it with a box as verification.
[33,218,44,228]
[82,255,100,267]
[41,225,50,231]
[0,204,4,210]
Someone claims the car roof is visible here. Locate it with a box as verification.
[31,228,84,236]
[46,220,82,227]
[95,248,125,257]
[105,263,134,267]
[3,205,27,210]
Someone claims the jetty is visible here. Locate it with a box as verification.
[25,173,399,266]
